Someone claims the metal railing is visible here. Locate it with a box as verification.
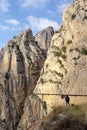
[34,93,87,96]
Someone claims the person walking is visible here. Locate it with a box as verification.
[65,95,70,106]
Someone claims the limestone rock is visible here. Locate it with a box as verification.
[0,27,52,130]
[35,26,54,57]
[17,93,42,130]
[34,0,87,115]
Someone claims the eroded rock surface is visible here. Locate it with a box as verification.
[34,0,87,114]
[35,26,54,57]
[0,27,53,130]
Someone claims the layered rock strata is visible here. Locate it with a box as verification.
[0,27,53,130]
[34,0,87,114]
[35,26,54,57]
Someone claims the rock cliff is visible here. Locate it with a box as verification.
[0,27,53,130]
[1,0,87,129]
[34,0,87,114]
[35,26,54,57]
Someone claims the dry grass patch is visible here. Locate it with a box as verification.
[39,104,87,130]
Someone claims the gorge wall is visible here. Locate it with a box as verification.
[1,0,87,129]
[0,27,54,130]
[34,0,87,114]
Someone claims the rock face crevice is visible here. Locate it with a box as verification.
[0,27,54,130]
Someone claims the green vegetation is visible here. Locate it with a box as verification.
[73,57,77,60]
[74,62,78,65]
[61,54,67,60]
[74,48,80,52]
[49,79,54,83]
[52,46,67,61]
[40,78,46,84]
[51,46,59,50]
[81,47,87,55]
[54,70,63,78]
[69,48,80,53]
[67,40,72,44]
[39,104,87,130]
[83,16,87,20]
[61,46,67,53]
[74,47,87,55]
[69,48,73,52]
[49,79,62,85]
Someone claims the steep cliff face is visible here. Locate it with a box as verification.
[35,26,54,57]
[0,27,53,130]
[34,0,87,114]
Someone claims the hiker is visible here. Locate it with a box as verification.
[65,95,70,106]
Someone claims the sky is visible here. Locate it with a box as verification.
[0,0,73,49]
